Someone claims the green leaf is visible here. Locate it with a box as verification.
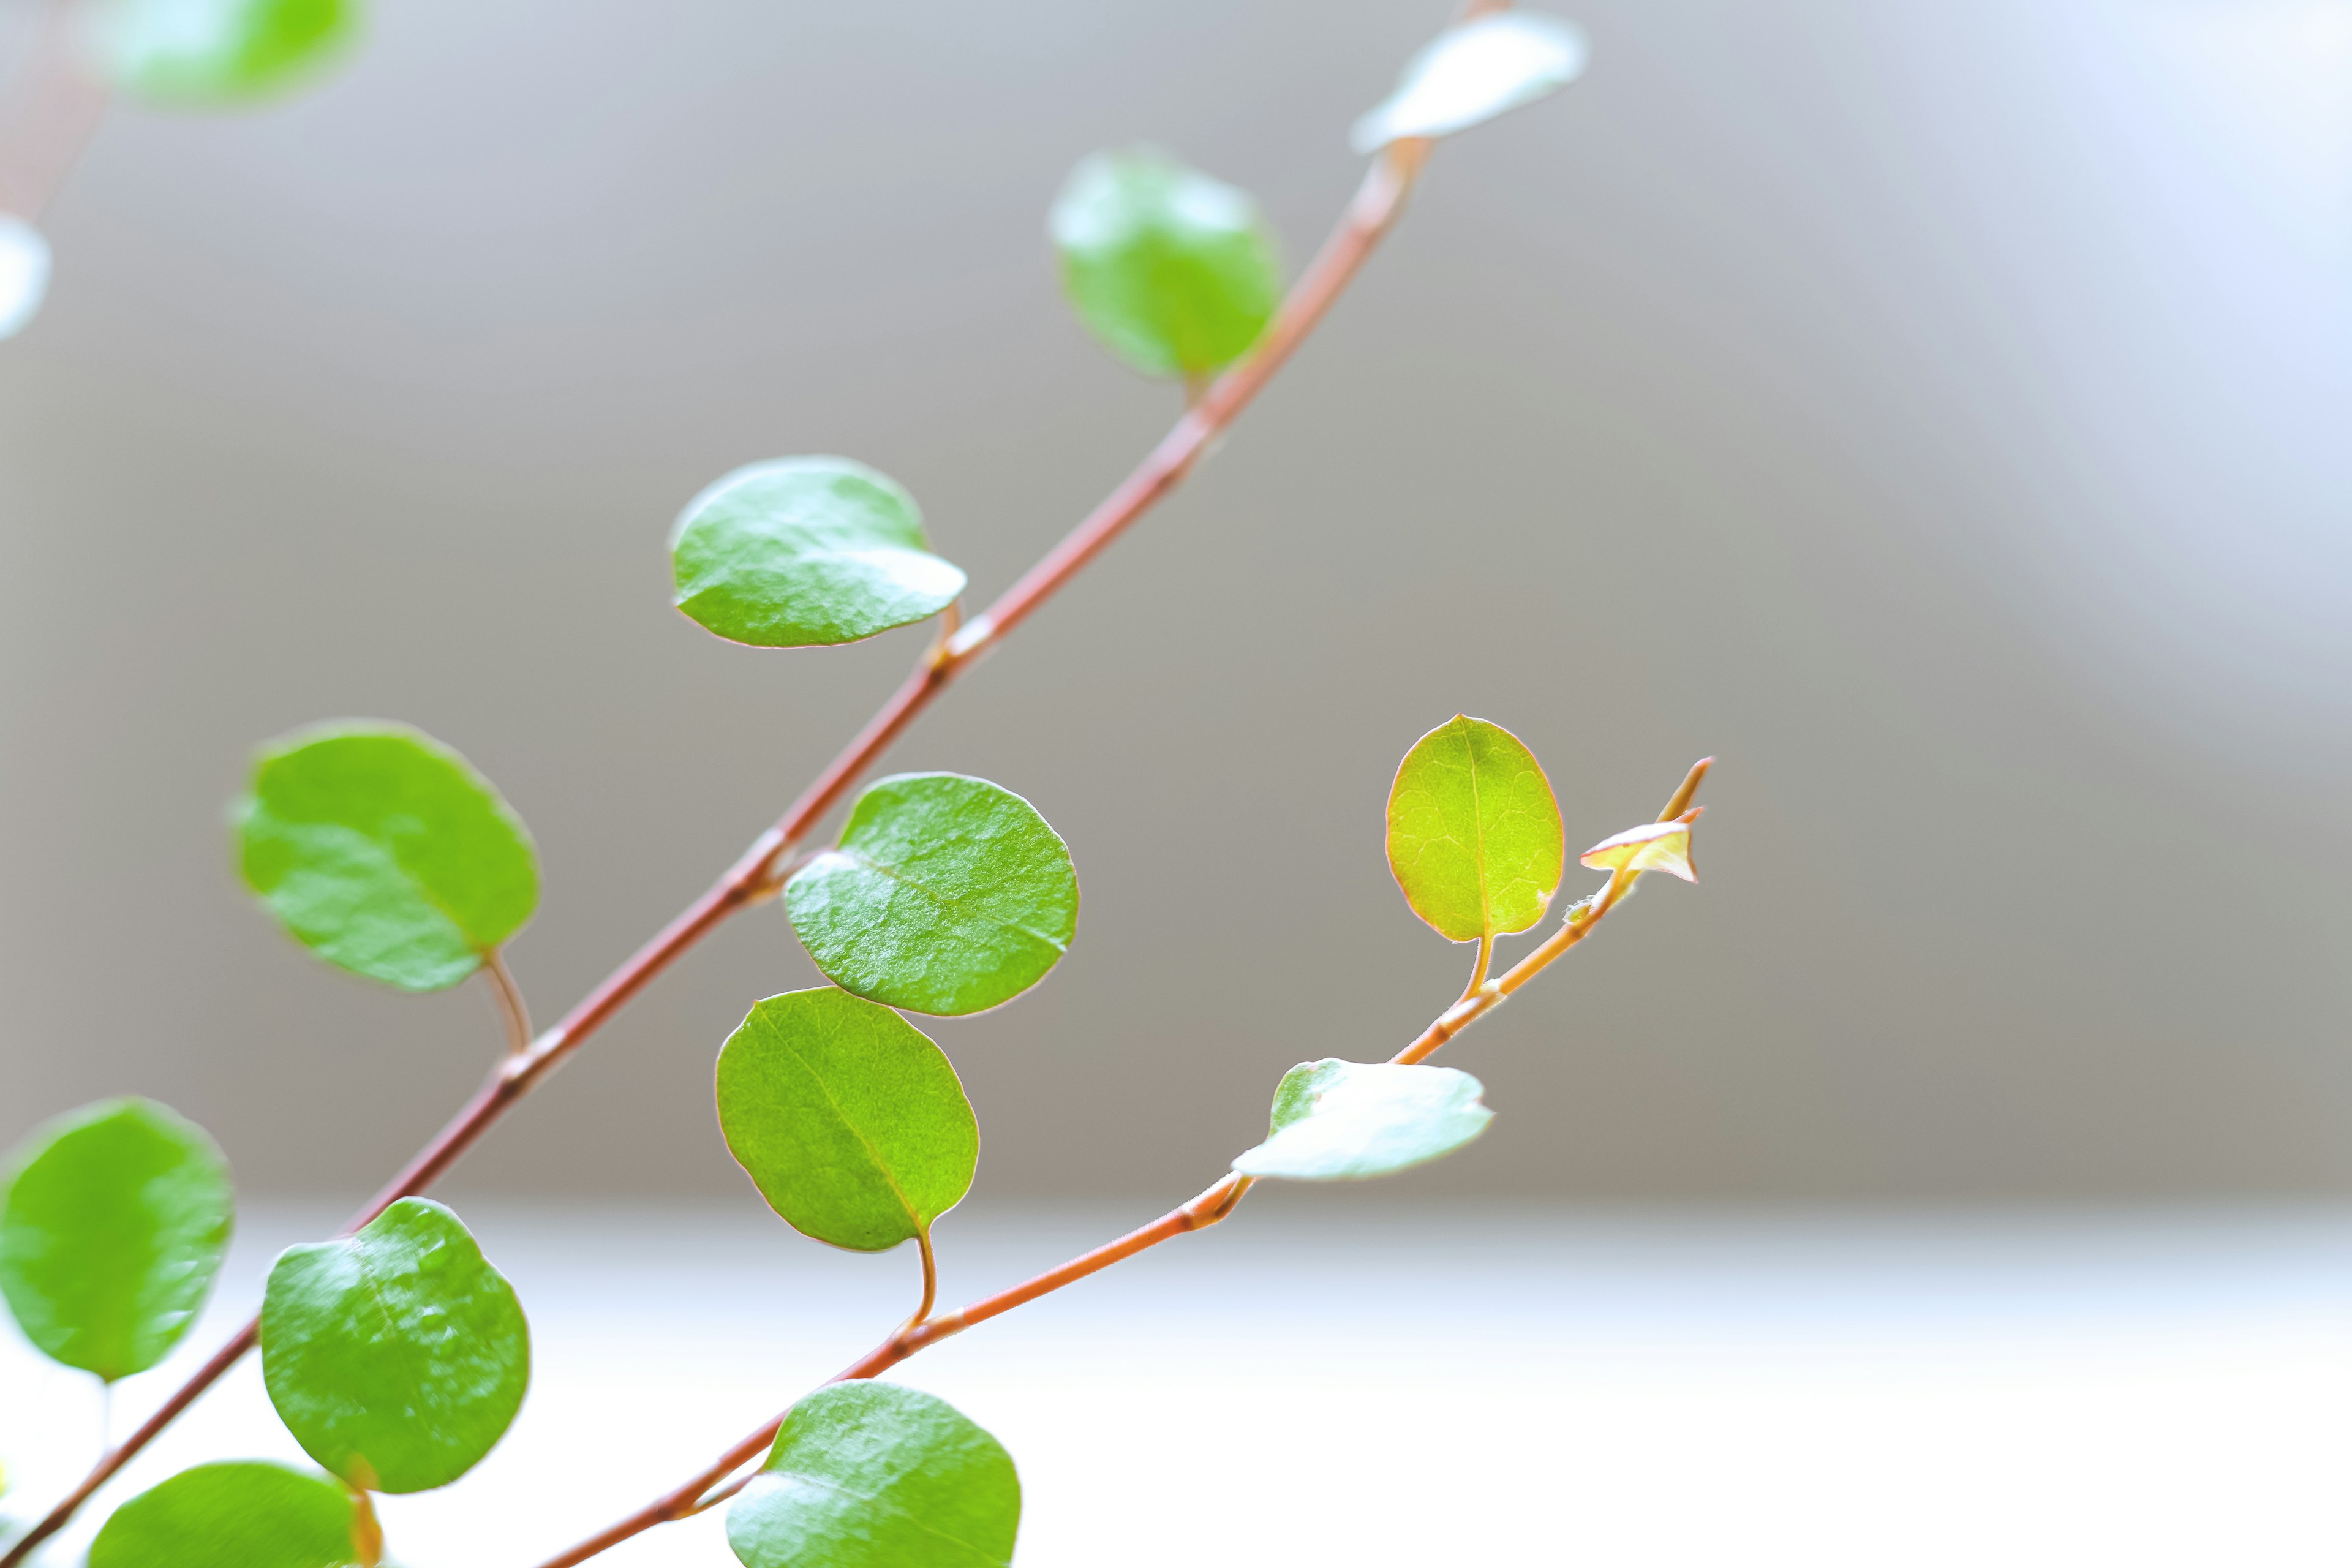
[716,989,978,1253]
[1050,149,1282,380]
[235,721,540,993]
[0,1098,233,1382]
[728,1382,1019,1568]
[260,1197,529,1494]
[786,773,1078,1017]
[88,1461,361,1568]
[1232,1059,1493,1181]
[91,0,361,109]
[1351,12,1591,153]
[1387,715,1564,944]
[671,456,966,648]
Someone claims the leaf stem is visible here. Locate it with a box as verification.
[0,111,1447,1568]
[1463,932,1494,998]
[522,757,1714,1568]
[910,1224,939,1327]
[481,949,533,1058]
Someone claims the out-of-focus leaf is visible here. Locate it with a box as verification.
[786,773,1078,1017]
[671,456,965,648]
[86,1461,363,1568]
[1578,812,1699,883]
[0,1098,232,1382]
[1232,1058,1492,1181]
[1351,12,1590,153]
[91,0,361,108]
[1050,149,1281,379]
[0,216,52,341]
[1386,715,1563,944]
[727,1382,1019,1568]
[260,1197,529,1494]
[716,989,978,1253]
[235,721,539,993]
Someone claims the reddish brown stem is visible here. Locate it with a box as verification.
[0,126,1439,1568]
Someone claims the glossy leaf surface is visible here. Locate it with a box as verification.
[786,772,1077,1016]
[1580,814,1699,883]
[717,989,978,1253]
[728,1382,1019,1568]
[1050,149,1281,379]
[262,1197,528,1494]
[671,456,965,647]
[1232,1059,1492,1181]
[0,1098,232,1381]
[236,721,538,992]
[87,1461,360,1568]
[92,0,360,108]
[1352,12,1591,152]
[0,216,51,341]
[1387,716,1563,943]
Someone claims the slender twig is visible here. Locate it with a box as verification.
[0,114,1445,1568]
[480,949,533,1058]
[0,0,110,222]
[532,759,1709,1568]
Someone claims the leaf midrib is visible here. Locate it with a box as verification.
[764,1469,1006,1565]
[775,1035,925,1238]
[839,848,1067,956]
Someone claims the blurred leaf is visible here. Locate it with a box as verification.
[671,456,965,648]
[0,216,51,341]
[1578,813,1698,883]
[786,773,1077,1016]
[1050,149,1281,379]
[1387,715,1563,944]
[1232,1059,1492,1181]
[1351,12,1591,153]
[0,1098,232,1381]
[728,1381,1019,1568]
[91,0,361,108]
[235,721,539,993]
[87,1461,363,1568]
[716,989,978,1253]
[260,1197,529,1494]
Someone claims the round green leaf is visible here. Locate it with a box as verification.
[0,1098,233,1382]
[671,456,967,648]
[1386,715,1564,944]
[786,773,1078,1017]
[88,1461,360,1568]
[261,1197,529,1494]
[1232,1059,1493,1182]
[1351,12,1591,153]
[90,0,361,108]
[235,721,540,993]
[1050,149,1282,380]
[716,989,978,1253]
[728,1382,1019,1568]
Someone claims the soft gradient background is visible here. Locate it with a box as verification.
[2,0,2349,1207]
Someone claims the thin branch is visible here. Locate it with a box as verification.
[481,949,533,1058]
[0,107,1448,1568]
[0,0,110,222]
[532,758,1709,1567]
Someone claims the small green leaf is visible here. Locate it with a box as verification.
[716,989,978,1253]
[91,0,361,108]
[1232,1059,1493,1181]
[260,1197,529,1494]
[235,721,539,993]
[1387,715,1564,944]
[1580,812,1700,883]
[88,1461,361,1568]
[0,1098,233,1382]
[671,456,966,648]
[1351,12,1591,153]
[786,773,1078,1017]
[1050,149,1282,380]
[728,1382,1020,1568]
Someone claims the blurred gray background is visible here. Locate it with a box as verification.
[1,0,2346,1204]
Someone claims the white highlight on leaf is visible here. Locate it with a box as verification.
[0,216,53,341]
[1350,12,1591,154]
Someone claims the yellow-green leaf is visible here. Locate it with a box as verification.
[1578,812,1700,883]
[1386,716,1564,944]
